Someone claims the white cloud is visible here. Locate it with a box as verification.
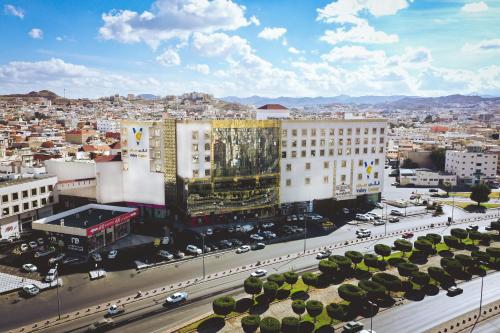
[99,0,251,49]
[317,0,411,24]
[156,48,181,66]
[462,39,500,53]
[320,21,398,45]
[288,47,302,54]
[321,46,387,63]
[192,32,251,57]
[28,28,43,39]
[56,36,63,42]
[187,63,210,74]
[396,47,432,68]
[461,2,488,13]
[257,27,287,41]
[4,4,24,18]
[249,15,260,26]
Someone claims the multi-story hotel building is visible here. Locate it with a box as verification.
[445,145,498,185]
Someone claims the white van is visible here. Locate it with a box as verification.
[45,268,57,282]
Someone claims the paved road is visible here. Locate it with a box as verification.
[27,217,498,333]
[360,272,500,333]
[464,314,500,333]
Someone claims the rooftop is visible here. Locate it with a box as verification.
[0,174,55,189]
[257,104,288,110]
[46,208,118,229]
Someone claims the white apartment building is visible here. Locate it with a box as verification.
[0,175,58,239]
[445,145,498,185]
[399,168,457,187]
[97,119,120,133]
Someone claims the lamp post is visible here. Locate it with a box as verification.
[368,300,375,332]
[303,215,308,254]
[471,276,485,333]
[451,195,455,222]
[55,263,61,320]
[202,230,206,279]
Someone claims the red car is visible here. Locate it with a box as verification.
[402,232,414,239]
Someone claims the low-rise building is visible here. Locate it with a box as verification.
[399,168,457,187]
[445,145,498,185]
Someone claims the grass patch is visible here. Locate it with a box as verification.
[450,192,500,200]
[441,201,500,209]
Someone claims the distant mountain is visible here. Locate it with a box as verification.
[137,94,160,100]
[1,90,61,101]
[221,95,410,107]
[385,94,500,109]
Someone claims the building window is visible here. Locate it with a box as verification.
[379,147,384,153]
[204,131,210,140]
[358,160,363,167]
[329,128,335,136]
[41,198,47,205]
[364,128,369,135]
[356,128,361,135]
[2,195,8,203]
[321,129,325,137]
[301,150,306,157]
[323,176,329,184]
[380,137,384,144]
[205,169,210,177]
[32,200,38,208]
[311,129,317,136]
[286,179,292,186]
[302,129,307,136]
[374,172,379,179]
[372,137,376,144]
[311,139,316,146]
[339,129,344,135]
[282,151,287,158]
[292,129,297,136]
[320,139,325,146]
[363,148,368,154]
[23,202,29,210]
[286,163,292,171]
[347,128,352,135]
[193,170,199,177]
[282,140,287,148]
[375,158,379,165]
[2,207,9,216]
[364,138,368,145]
[204,143,210,151]
[341,160,347,168]
[205,155,211,162]
[380,128,385,134]
[49,196,54,203]
[31,188,37,196]
[291,151,297,158]
[372,128,377,134]
[346,148,351,155]
[13,205,19,213]
[305,162,311,170]
[311,150,316,157]
[282,129,287,137]
[292,140,297,148]
[40,186,46,194]
[301,140,307,147]
[358,173,363,180]
[324,161,329,169]
[339,138,344,145]
[305,177,311,185]
[347,138,351,145]
[338,148,343,155]
[192,144,198,152]
[355,148,360,154]
[48,185,53,191]
[329,139,335,146]
[329,149,334,156]
[320,149,325,156]
[341,175,347,182]
[355,138,360,144]
[12,192,18,201]
[372,147,376,153]
[192,131,199,140]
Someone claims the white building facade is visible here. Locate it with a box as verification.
[445,146,498,185]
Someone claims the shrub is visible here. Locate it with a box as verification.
[267,274,285,288]
[394,239,413,257]
[319,259,338,277]
[414,239,433,254]
[291,299,306,319]
[428,266,451,283]
[374,244,391,260]
[450,228,467,243]
[281,317,300,333]
[455,254,474,270]
[302,272,317,291]
[338,284,366,303]
[411,271,430,286]
[306,300,324,323]
[345,251,363,268]
[263,281,279,301]
[443,235,460,250]
[284,271,299,289]
[372,273,402,296]
[396,262,419,279]
[329,255,353,271]
[440,258,463,274]
[326,303,348,324]
[358,280,386,300]
[241,315,260,333]
[471,250,490,264]
[388,257,406,267]
[244,277,263,300]
[259,317,281,333]
[364,253,379,272]
[468,231,483,245]
[426,233,442,248]
[486,247,500,262]
[213,296,235,317]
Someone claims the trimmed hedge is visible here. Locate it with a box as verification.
[291,299,306,318]
[263,281,279,301]
[338,284,366,303]
[244,277,263,299]
[267,274,285,288]
[486,247,500,262]
[426,233,442,247]
[306,300,324,322]
[284,272,299,287]
[345,251,364,267]
[329,255,353,270]
[281,317,300,333]
[260,317,281,333]
[213,296,235,317]
[326,303,348,322]
[241,315,260,333]
[358,279,386,300]
[319,259,339,276]
[374,244,391,259]
[411,271,430,286]
[372,273,402,295]
[396,262,419,278]
[302,272,317,289]
[394,239,413,256]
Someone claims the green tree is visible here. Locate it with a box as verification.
[364,253,379,272]
[450,228,467,244]
[291,300,306,320]
[338,284,366,304]
[267,274,285,288]
[302,272,317,291]
[414,239,433,256]
[263,281,279,301]
[443,182,452,196]
[213,296,235,318]
[486,247,500,263]
[241,315,260,333]
[374,244,392,261]
[319,259,339,278]
[471,251,490,265]
[326,303,348,329]
[345,251,363,269]
[244,277,263,301]
[455,254,474,271]
[443,235,460,250]
[372,273,402,297]
[306,300,324,323]
[468,231,483,245]
[430,148,446,171]
[470,184,491,207]
[259,317,280,333]
[397,262,419,281]
[358,280,386,301]
[489,221,500,236]
[411,271,430,287]
[283,272,299,290]
[329,255,353,272]
[426,233,442,249]
[281,317,300,333]
[440,258,463,275]
[394,239,413,257]
[428,266,451,284]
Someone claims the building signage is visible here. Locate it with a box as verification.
[0,221,19,239]
[86,210,138,236]
[335,184,352,197]
[356,180,381,193]
[126,126,148,158]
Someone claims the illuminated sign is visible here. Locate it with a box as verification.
[86,210,138,236]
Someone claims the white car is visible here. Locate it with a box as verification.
[391,210,403,216]
[205,228,213,236]
[37,238,45,246]
[29,241,38,249]
[316,251,331,259]
[166,292,188,304]
[355,214,370,221]
[355,228,371,235]
[343,208,350,214]
[20,243,28,252]
[45,268,57,282]
[366,213,381,220]
[374,202,384,209]
[250,269,267,277]
[22,284,40,297]
[158,250,174,260]
[262,223,274,229]
[107,304,125,316]
[343,321,364,333]
[357,231,372,238]
[186,245,202,255]
[22,263,37,272]
[236,245,250,254]
[373,220,386,226]
[107,250,118,260]
[250,234,264,241]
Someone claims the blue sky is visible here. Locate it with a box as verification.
[1,0,499,98]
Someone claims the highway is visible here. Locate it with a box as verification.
[23,215,497,333]
[360,272,500,333]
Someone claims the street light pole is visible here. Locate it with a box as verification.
[451,196,455,222]
[202,231,206,279]
[368,300,375,332]
[303,216,307,254]
[55,264,61,320]
[471,276,485,333]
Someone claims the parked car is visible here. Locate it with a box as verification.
[87,318,114,332]
[374,202,384,209]
[158,250,174,260]
[343,321,364,333]
[22,284,40,297]
[429,188,438,193]
[174,251,185,259]
[29,241,38,249]
[390,210,403,216]
[34,248,55,258]
[366,213,381,220]
[342,208,350,214]
[402,232,414,239]
[373,220,386,226]
[388,217,400,223]
[250,234,264,241]
[20,243,28,252]
[236,245,251,254]
[240,225,254,232]
[447,286,463,297]
[62,257,82,265]
[205,228,213,236]
[161,236,170,245]
[357,231,372,238]
[45,268,57,282]
[250,269,267,277]
[251,243,266,250]
[355,214,370,221]
[22,263,37,272]
[49,253,66,264]
[262,223,274,229]
[186,245,202,255]
[166,292,188,304]
[391,182,399,186]
[107,304,125,316]
[316,250,331,259]
[91,253,102,262]
[107,250,118,260]
[37,238,45,246]
[355,228,371,235]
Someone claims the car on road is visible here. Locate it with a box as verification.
[316,250,331,259]
[373,220,386,226]
[402,232,414,239]
[29,241,38,249]
[357,231,371,238]
[22,263,37,272]
[262,223,274,229]
[390,210,403,216]
[22,284,40,297]
[107,250,118,260]
[388,217,400,223]
[236,245,251,253]
[447,286,463,297]
[250,234,264,241]
[106,304,125,316]
[158,250,174,260]
[466,225,479,232]
[374,202,384,209]
[251,243,266,250]
[430,193,441,198]
[174,251,185,259]
[20,243,28,252]
[34,248,55,258]
[355,214,370,221]
[410,195,417,200]
[391,182,399,186]
[186,245,202,255]
[166,292,188,304]
[342,208,350,214]
[251,269,267,277]
[87,318,114,332]
[343,320,364,332]
[366,213,381,220]
[45,268,57,282]
[429,188,438,193]
[355,228,370,235]
[48,253,66,265]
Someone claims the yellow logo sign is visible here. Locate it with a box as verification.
[132,128,143,146]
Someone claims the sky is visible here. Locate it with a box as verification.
[1,0,500,98]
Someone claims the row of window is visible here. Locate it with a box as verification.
[193,169,211,177]
[1,196,54,216]
[283,127,385,137]
[285,172,380,186]
[286,159,380,171]
[282,146,384,159]
[192,143,211,152]
[1,185,54,204]
[282,137,385,148]
[191,131,211,141]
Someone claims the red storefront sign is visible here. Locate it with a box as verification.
[86,209,138,237]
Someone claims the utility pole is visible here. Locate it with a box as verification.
[202,230,206,279]
[303,215,308,254]
[451,195,455,222]
[55,264,61,320]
